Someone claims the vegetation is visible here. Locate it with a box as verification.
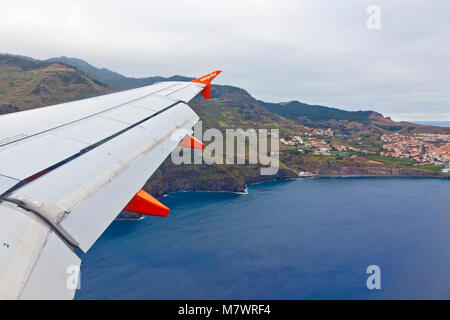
[0,55,112,113]
[0,53,447,199]
[264,100,374,122]
[366,155,441,172]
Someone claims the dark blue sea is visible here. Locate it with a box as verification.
[76,178,449,300]
[412,121,450,127]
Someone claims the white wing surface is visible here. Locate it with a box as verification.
[0,71,221,299]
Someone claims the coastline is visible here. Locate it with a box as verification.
[156,173,449,198]
[313,174,450,180]
[116,172,448,220]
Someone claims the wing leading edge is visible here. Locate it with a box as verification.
[0,71,221,299]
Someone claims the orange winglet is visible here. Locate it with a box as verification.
[191,70,222,99]
[124,189,170,217]
[178,135,205,150]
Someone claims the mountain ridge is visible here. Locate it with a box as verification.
[44,55,448,135]
[0,53,447,204]
[46,56,193,90]
[0,54,112,114]
[47,55,380,119]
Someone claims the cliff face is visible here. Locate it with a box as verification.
[144,160,298,199]
[316,162,442,177]
[368,112,394,123]
[0,54,447,222]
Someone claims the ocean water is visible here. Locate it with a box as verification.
[412,121,450,127]
[76,178,450,300]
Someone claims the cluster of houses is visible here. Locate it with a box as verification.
[280,135,332,155]
[280,129,450,173]
[281,129,450,176]
[280,128,372,156]
[381,133,450,168]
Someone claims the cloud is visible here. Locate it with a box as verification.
[0,0,449,120]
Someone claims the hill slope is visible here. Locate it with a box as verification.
[264,100,374,122]
[0,54,301,198]
[0,54,447,202]
[264,100,449,135]
[45,56,450,135]
[0,54,112,114]
[47,56,192,89]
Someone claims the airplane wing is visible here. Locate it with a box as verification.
[0,71,221,300]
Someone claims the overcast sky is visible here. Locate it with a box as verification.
[1,0,449,120]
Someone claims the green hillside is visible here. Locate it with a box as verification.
[47,56,192,89]
[0,54,446,201]
[48,55,448,135]
[264,100,374,122]
[0,54,300,197]
[0,54,112,114]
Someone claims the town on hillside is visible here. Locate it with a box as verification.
[281,127,450,174]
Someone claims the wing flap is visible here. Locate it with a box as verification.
[0,203,50,299]
[8,102,199,251]
[61,107,198,251]
[20,231,81,300]
[0,202,81,300]
[0,71,222,299]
